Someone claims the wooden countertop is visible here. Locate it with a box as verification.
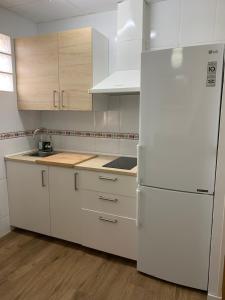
[36,153,96,168]
[5,153,38,164]
[75,155,137,176]
[5,152,137,176]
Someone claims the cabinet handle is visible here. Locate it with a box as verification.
[99,216,118,224]
[53,90,58,108]
[61,90,65,108]
[74,172,78,191]
[99,176,118,182]
[99,195,118,203]
[137,144,143,185]
[41,170,46,187]
[136,187,141,227]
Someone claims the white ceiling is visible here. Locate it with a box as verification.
[0,0,119,23]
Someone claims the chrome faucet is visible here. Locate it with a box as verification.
[32,127,46,140]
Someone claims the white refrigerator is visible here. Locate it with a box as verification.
[137,44,224,291]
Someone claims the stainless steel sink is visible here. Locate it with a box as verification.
[26,151,56,157]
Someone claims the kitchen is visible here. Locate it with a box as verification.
[0,0,225,300]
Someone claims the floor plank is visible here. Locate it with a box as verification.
[0,229,207,300]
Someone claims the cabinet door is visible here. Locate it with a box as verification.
[15,33,60,110]
[58,28,93,111]
[49,167,81,244]
[7,161,50,235]
[149,0,180,50]
[137,186,213,290]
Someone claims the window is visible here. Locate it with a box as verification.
[0,33,13,92]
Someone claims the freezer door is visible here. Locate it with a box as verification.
[137,186,213,290]
[139,44,224,193]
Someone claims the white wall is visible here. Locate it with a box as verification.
[0,6,40,237]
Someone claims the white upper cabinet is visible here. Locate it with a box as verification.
[149,0,224,50]
[149,0,180,50]
[117,0,144,43]
[180,0,217,46]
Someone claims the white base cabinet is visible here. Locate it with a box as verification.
[79,170,137,260]
[6,161,137,260]
[7,161,50,235]
[49,167,81,244]
[82,209,137,260]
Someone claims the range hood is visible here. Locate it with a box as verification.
[90,0,149,94]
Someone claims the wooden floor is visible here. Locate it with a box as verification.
[0,229,207,300]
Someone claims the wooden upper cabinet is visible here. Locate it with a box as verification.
[15,33,60,110]
[15,27,108,111]
[58,28,93,111]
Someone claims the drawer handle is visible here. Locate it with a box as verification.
[99,176,118,182]
[99,196,118,203]
[99,216,118,224]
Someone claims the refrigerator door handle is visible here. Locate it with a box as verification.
[136,186,141,227]
[137,144,143,185]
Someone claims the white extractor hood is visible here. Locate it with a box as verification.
[90,0,149,94]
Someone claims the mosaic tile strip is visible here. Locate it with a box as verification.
[0,129,139,141]
[0,130,34,140]
[46,129,139,140]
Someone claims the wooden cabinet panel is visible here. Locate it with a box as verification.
[6,161,50,235]
[15,27,108,111]
[58,28,93,110]
[15,33,60,110]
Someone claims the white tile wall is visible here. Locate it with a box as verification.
[95,138,120,155]
[41,111,94,131]
[119,140,138,157]
[120,95,139,133]
[0,179,9,219]
[40,95,139,156]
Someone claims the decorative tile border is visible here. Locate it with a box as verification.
[0,130,34,140]
[0,129,139,141]
[46,129,139,140]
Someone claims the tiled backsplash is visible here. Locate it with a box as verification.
[40,95,140,156]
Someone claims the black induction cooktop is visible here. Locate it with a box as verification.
[103,157,137,170]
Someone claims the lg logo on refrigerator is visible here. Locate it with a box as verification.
[208,50,218,54]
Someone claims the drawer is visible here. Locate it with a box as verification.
[81,190,136,219]
[82,209,137,260]
[77,170,136,197]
